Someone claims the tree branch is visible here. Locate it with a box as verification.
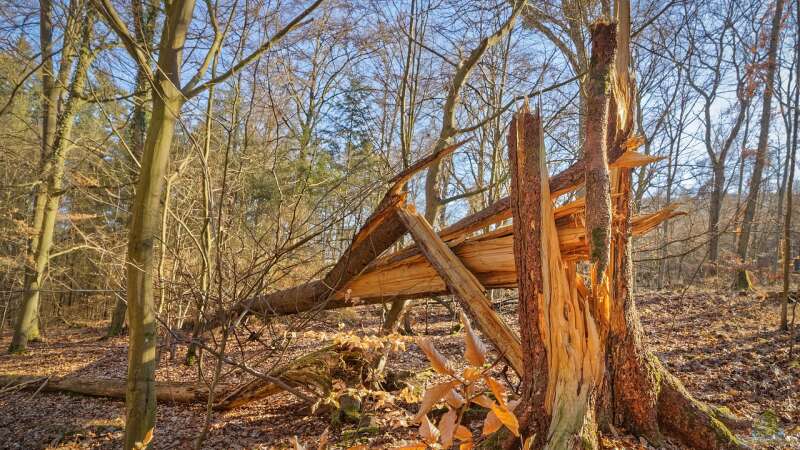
[182,0,325,99]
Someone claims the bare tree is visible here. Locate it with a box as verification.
[735,0,786,289]
[92,0,323,446]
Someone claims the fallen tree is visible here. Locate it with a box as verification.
[202,154,675,322]
[214,343,377,410]
[0,342,379,410]
[0,374,221,403]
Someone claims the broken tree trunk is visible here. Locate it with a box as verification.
[509,101,608,449]
[504,15,744,450]
[506,106,551,450]
[599,7,742,449]
[199,140,470,332]
[0,374,220,403]
[214,184,676,320]
[0,343,377,410]
[202,140,642,332]
[395,203,524,374]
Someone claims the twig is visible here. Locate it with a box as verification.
[29,376,52,400]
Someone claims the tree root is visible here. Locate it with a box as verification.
[656,361,746,450]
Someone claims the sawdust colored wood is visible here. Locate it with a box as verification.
[395,204,524,375]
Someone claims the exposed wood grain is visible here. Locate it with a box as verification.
[395,203,524,375]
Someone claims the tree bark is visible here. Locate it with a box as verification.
[600,5,743,448]
[506,107,551,449]
[0,374,219,403]
[108,0,157,338]
[781,11,800,331]
[735,0,785,289]
[10,6,95,353]
[118,0,195,445]
[707,162,726,265]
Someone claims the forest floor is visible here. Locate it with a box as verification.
[0,289,798,449]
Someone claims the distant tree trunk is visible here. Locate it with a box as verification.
[186,53,219,365]
[782,10,800,331]
[10,6,95,353]
[707,162,726,265]
[11,0,76,352]
[735,0,785,289]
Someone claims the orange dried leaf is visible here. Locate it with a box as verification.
[491,404,520,437]
[484,376,507,407]
[482,409,502,436]
[455,425,472,441]
[460,312,486,367]
[445,388,465,409]
[471,394,495,409]
[419,414,441,444]
[460,443,475,450]
[439,408,458,448]
[416,337,454,375]
[415,380,458,421]
[463,366,482,382]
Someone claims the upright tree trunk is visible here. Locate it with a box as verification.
[509,11,743,450]
[781,11,800,331]
[11,0,77,352]
[121,0,194,445]
[735,0,785,289]
[186,54,218,364]
[125,92,184,450]
[707,162,726,265]
[10,6,95,353]
[108,0,157,338]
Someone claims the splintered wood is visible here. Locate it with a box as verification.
[396,204,524,374]
[199,116,675,387]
